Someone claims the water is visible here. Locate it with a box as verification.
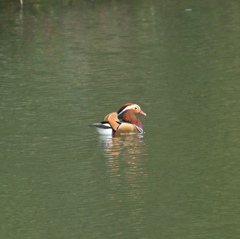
[1,1,240,238]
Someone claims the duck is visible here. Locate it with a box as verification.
[92,103,146,136]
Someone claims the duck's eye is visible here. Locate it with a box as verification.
[134,107,138,110]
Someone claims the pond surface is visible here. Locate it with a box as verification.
[1,1,240,238]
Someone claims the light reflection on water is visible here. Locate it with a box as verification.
[98,134,148,233]
[99,134,147,187]
[99,134,145,159]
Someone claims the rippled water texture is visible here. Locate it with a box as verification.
[1,1,240,238]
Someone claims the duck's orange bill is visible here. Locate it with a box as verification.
[139,110,146,116]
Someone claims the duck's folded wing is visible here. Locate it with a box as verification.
[116,122,144,134]
[91,123,112,129]
[135,125,144,134]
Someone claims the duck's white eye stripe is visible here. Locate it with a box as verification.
[125,105,133,110]
[118,104,139,116]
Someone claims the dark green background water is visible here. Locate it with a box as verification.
[1,1,240,238]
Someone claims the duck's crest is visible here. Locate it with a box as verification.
[117,103,133,116]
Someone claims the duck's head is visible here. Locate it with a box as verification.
[117,103,146,119]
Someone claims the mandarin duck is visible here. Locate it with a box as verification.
[92,103,146,136]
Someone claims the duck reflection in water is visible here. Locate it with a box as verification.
[98,133,148,228]
[98,133,145,160]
